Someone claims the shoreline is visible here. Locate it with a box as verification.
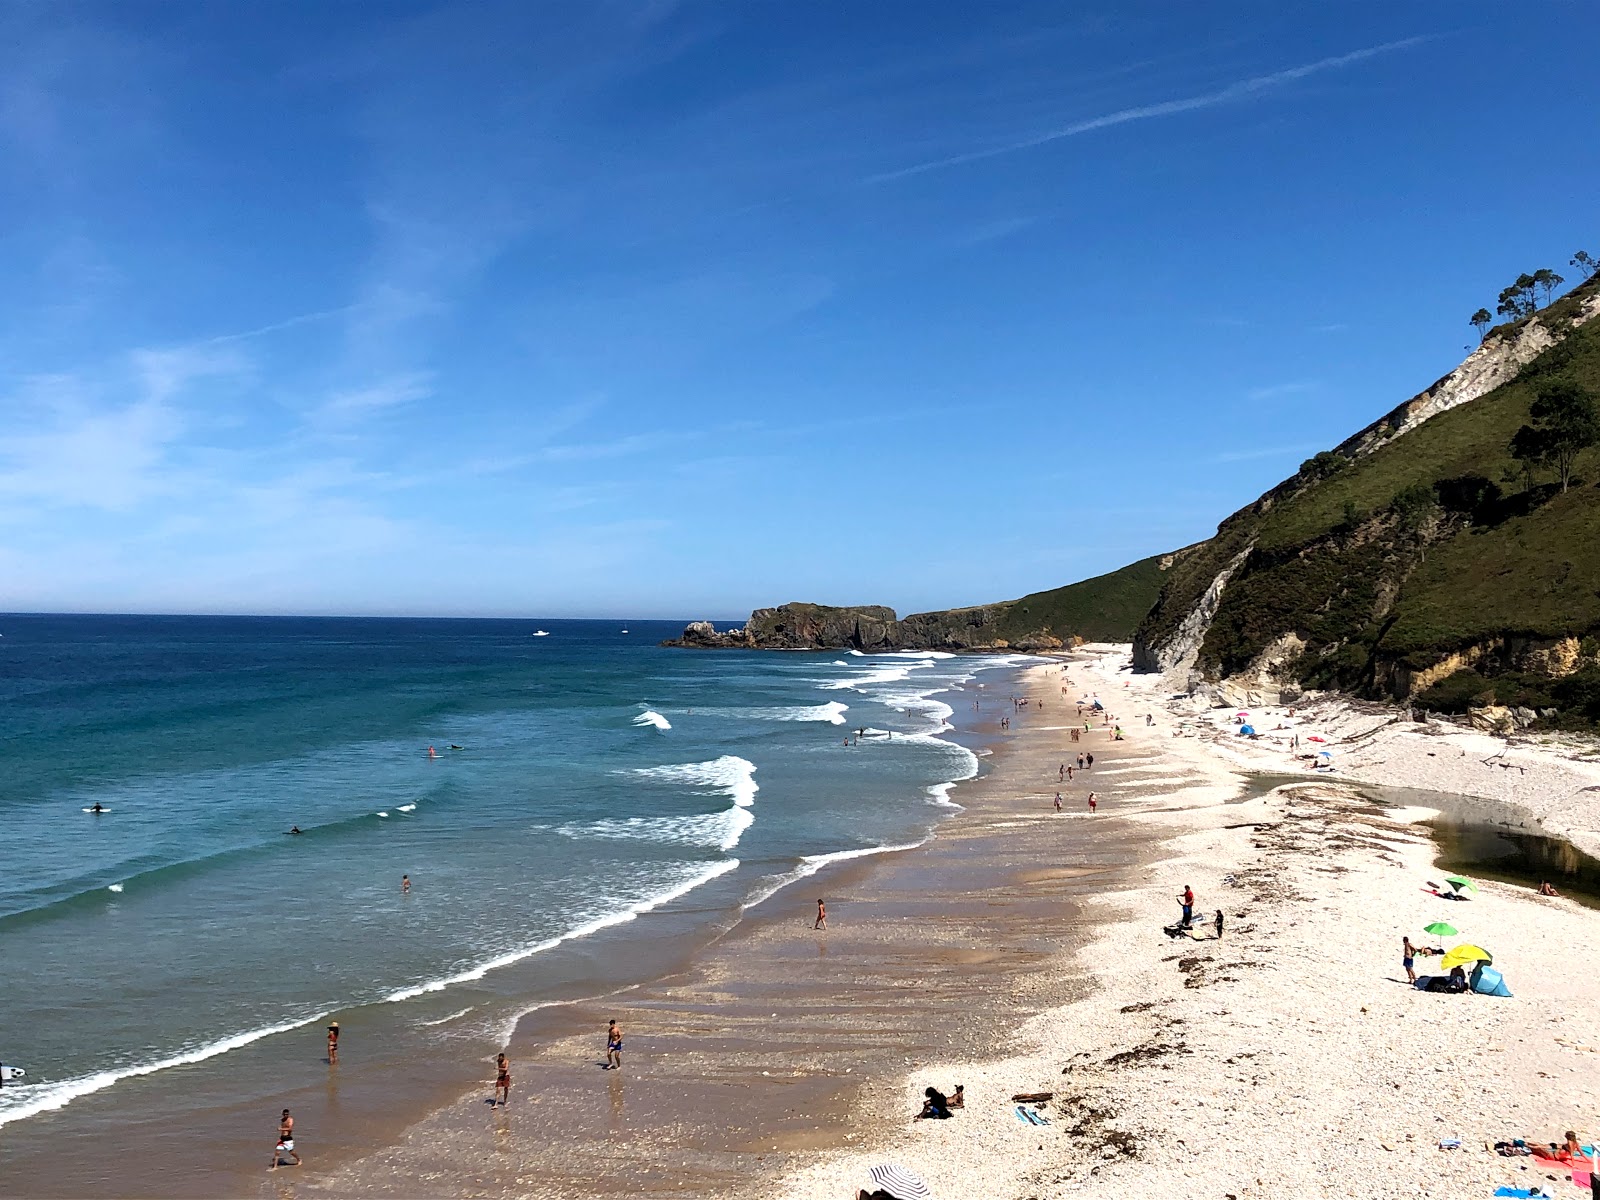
[293,657,1164,1197]
[779,650,1600,1199]
[294,647,1600,1198]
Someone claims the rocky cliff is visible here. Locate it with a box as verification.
[664,555,1176,653]
[1130,273,1600,727]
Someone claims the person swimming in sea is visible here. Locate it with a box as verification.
[287,826,303,836]
[89,802,106,813]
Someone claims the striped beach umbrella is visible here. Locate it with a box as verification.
[868,1162,934,1200]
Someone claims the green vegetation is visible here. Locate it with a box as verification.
[1132,269,1600,725]
[1509,381,1599,492]
[994,554,1175,643]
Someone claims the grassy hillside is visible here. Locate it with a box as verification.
[992,554,1175,644]
[1133,271,1600,724]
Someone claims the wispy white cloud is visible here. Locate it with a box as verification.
[867,37,1432,183]
[315,373,434,424]
[1247,380,1320,401]
[1213,443,1320,463]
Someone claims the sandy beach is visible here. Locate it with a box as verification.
[286,650,1600,1200]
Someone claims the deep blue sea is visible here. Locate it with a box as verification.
[0,615,1027,1135]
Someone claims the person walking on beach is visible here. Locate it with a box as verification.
[605,1020,623,1071]
[1059,763,1065,781]
[493,1053,511,1107]
[326,1022,339,1064]
[1076,752,1085,770]
[270,1109,300,1169]
[1088,793,1097,814]
[1053,793,1062,813]
[814,898,827,929]
[1177,884,1194,927]
[1403,936,1417,984]
[1214,909,1224,940]
[1086,752,1095,770]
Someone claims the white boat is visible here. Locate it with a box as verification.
[532,630,550,637]
[620,629,630,634]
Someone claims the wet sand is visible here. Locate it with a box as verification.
[292,664,1147,1198]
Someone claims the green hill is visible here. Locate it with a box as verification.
[1132,272,1600,727]
[984,554,1182,644]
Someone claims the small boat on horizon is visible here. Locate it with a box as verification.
[532,630,550,637]
[620,629,630,634]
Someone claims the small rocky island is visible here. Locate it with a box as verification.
[663,602,1072,653]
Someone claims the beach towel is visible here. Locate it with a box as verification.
[1495,1188,1554,1198]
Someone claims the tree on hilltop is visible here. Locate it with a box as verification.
[1573,250,1597,280]
[1532,267,1565,307]
[1509,381,1600,493]
[1497,273,1539,320]
[1470,308,1493,342]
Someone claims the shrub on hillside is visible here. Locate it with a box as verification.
[1413,668,1495,713]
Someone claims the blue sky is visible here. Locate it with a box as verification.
[2,1,1596,618]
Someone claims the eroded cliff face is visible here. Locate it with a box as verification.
[1131,275,1600,702]
[663,603,1070,652]
[1336,289,1600,459]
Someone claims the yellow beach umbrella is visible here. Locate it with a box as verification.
[1440,943,1492,971]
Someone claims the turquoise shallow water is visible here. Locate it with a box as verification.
[0,615,1025,1134]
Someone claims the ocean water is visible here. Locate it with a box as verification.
[0,615,1028,1138]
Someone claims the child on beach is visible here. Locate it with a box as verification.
[326,1021,339,1064]
[815,899,826,929]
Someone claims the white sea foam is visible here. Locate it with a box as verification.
[633,709,672,731]
[832,660,848,666]
[564,755,761,851]
[926,782,965,810]
[821,665,911,690]
[397,803,417,813]
[846,649,865,656]
[0,1010,330,1130]
[417,1006,476,1028]
[559,807,753,852]
[628,755,758,809]
[744,840,926,909]
[382,858,739,1002]
[107,883,124,893]
[715,700,848,725]
[0,857,742,1129]
[376,811,389,818]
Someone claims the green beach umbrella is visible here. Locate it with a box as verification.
[1422,921,1458,937]
[1443,875,1479,894]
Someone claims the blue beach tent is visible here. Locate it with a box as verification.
[1471,964,1513,997]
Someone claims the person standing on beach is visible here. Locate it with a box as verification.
[814,898,827,929]
[493,1053,511,1107]
[1214,909,1224,940]
[1086,752,1095,770]
[1059,763,1065,781]
[271,1109,300,1169]
[1178,885,1194,927]
[1403,936,1417,984]
[1053,793,1062,813]
[1088,793,1097,813]
[326,1022,339,1064]
[605,1020,623,1071]
[1076,752,1085,770]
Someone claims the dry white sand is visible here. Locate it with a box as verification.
[776,651,1600,1200]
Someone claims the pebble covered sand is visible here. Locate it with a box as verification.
[776,650,1600,1200]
